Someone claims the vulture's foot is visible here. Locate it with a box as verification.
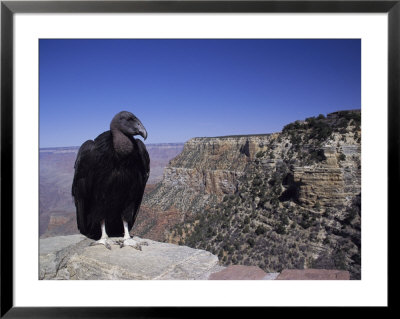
[117,238,147,250]
[90,238,113,250]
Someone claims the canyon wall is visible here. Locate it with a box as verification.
[138,110,361,279]
[143,135,277,213]
[143,113,361,215]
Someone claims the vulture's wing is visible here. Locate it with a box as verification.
[137,139,150,182]
[72,140,96,235]
[126,139,150,230]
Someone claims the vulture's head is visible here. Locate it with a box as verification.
[110,111,147,140]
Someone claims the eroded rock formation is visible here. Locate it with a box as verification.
[136,110,361,279]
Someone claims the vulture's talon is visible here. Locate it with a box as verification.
[90,238,113,250]
[121,238,143,251]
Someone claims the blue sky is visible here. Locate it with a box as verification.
[39,39,360,147]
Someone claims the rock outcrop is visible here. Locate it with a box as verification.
[292,141,361,209]
[39,235,349,280]
[40,235,224,280]
[137,110,361,279]
[293,166,347,208]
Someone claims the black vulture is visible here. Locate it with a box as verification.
[72,111,150,250]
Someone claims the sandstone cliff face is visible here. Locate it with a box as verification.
[138,110,361,279]
[292,137,361,209]
[139,135,278,241]
[143,112,360,215]
[143,134,278,212]
[294,166,347,207]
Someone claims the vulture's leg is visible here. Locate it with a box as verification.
[118,218,148,250]
[123,219,131,240]
[90,220,112,250]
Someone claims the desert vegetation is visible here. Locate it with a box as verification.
[169,110,361,279]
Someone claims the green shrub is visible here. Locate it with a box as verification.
[247,238,255,247]
[255,225,266,235]
[333,249,347,270]
[275,223,286,234]
[337,118,348,128]
[309,149,326,162]
[290,134,302,145]
[283,120,304,132]
[256,151,264,158]
[344,207,358,224]
[252,177,262,187]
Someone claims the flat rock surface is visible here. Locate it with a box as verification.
[262,273,280,280]
[209,265,269,280]
[40,234,87,255]
[40,235,221,280]
[40,235,350,280]
[276,269,350,280]
[40,234,89,280]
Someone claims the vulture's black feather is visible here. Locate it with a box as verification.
[72,111,149,240]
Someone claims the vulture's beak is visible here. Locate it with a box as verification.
[136,119,148,140]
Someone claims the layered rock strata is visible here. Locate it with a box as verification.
[143,135,278,214]
[141,110,361,279]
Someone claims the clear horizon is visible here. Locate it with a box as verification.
[40,39,361,148]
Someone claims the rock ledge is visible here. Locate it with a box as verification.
[40,235,350,280]
[40,235,224,280]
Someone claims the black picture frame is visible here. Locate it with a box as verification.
[1,0,396,317]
